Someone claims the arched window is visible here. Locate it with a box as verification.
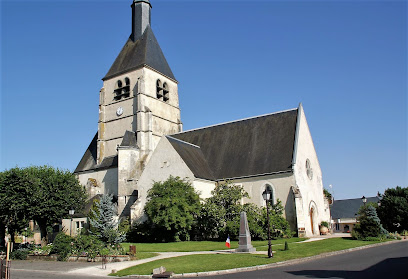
[156,79,163,100]
[156,79,169,102]
[163,82,169,102]
[114,78,130,100]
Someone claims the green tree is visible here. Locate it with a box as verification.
[89,194,126,245]
[0,166,87,245]
[377,186,408,233]
[197,181,249,240]
[323,188,332,202]
[0,167,37,245]
[197,182,293,240]
[144,176,201,242]
[352,204,387,240]
[263,200,292,239]
[26,166,87,244]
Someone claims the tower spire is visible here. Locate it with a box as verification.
[131,0,152,42]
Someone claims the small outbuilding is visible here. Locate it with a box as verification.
[330,196,380,233]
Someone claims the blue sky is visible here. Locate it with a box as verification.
[1,0,407,200]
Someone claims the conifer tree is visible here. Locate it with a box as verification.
[353,204,387,239]
[89,194,126,245]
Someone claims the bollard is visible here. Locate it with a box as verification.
[1,260,10,279]
[129,245,136,256]
[102,255,107,270]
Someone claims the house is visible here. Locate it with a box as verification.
[74,0,330,237]
[330,196,380,233]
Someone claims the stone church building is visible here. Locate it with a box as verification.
[75,0,330,237]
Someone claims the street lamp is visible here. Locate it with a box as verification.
[361,196,367,206]
[69,209,75,237]
[262,189,273,258]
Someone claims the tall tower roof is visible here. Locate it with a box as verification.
[102,0,175,81]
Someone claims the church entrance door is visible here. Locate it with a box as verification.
[310,207,315,234]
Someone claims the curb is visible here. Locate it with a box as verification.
[125,239,403,278]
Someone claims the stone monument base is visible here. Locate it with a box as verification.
[235,245,256,253]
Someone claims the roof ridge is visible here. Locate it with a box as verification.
[334,196,379,202]
[166,136,201,149]
[172,107,298,135]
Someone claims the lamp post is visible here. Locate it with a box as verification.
[361,196,367,206]
[69,209,75,237]
[262,189,273,258]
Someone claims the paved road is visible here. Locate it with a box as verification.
[192,241,408,279]
[9,260,107,279]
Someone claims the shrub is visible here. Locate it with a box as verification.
[10,248,29,260]
[320,221,329,228]
[51,232,74,261]
[196,182,293,241]
[73,234,103,259]
[263,200,293,239]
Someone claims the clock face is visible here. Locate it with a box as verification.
[116,107,124,116]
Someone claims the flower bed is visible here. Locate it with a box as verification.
[26,254,130,262]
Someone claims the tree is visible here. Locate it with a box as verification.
[197,181,249,240]
[263,200,292,239]
[0,166,87,245]
[0,167,38,245]
[352,204,387,240]
[144,176,201,242]
[26,166,87,243]
[197,182,292,240]
[323,189,332,202]
[377,186,408,233]
[89,194,126,245]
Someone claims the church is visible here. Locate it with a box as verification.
[74,0,330,237]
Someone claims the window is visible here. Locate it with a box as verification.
[163,82,169,102]
[335,223,340,231]
[156,79,163,99]
[76,221,85,230]
[114,78,130,100]
[156,79,169,102]
[306,159,313,180]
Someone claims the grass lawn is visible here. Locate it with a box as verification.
[113,238,388,276]
[121,238,306,253]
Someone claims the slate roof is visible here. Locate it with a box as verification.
[103,25,175,81]
[170,109,298,180]
[74,132,118,173]
[331,197,380,219]
[167,136,215,180]
[121,131,138,147]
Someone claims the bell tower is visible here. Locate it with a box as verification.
[74,0,182,217]
[97,0,181,167]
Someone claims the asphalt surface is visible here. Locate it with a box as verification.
[7,240,408,279]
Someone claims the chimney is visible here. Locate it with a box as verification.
[131,0,152,42]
